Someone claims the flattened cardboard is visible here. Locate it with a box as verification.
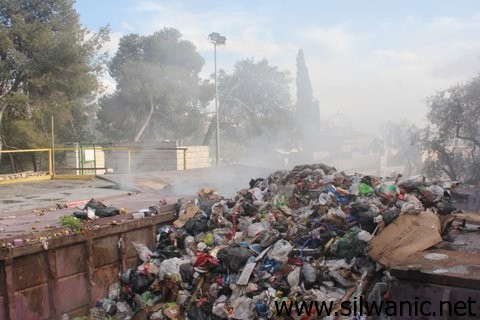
[367,211,442,267]
[173,204,199,228]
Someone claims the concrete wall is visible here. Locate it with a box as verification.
[176,146,210,170]
[64,144,106,175]
[108,145,210,174]
[0,209,176,320]
[63,143,210,174]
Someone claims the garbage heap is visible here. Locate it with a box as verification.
[89,163,460,320]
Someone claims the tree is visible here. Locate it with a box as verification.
[295,49,319,151]
[0,0,109,169]
[412,74,480,183]
[204,58,293,163]
[97,28,212,144]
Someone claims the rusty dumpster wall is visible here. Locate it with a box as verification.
[389,280,480,320]
[0,208,176,320]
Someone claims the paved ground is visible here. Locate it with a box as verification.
[98,165,273,197]
[0,179,127,215]
[0,165,274,241]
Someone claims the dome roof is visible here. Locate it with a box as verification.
[328,112,352,129]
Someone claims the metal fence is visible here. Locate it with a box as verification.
[0,145,191,184]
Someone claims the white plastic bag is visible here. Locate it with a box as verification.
[131,242,153,262]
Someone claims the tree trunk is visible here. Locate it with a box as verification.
[32,153,38,172]
[202,114,217,146]
[8,152,16,173]
[0,105,5,166]
[202,81,245,146]
[134,99,155,143]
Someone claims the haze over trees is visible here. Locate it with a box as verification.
[412,73,480,184]
[381,120,421,176]
[208,58,293,161]
[295,49,319,152]
[97,28,213,144]
[1,1,480,179]
[0,0,108,169]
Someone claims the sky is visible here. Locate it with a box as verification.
[74,0,480,135]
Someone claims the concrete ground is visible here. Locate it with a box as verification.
[0,179,127,215]
[0,165,274,241]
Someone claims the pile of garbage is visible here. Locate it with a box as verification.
[88,163,461,320]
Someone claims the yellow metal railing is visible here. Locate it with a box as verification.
[0,146,189,184]
[0,148,52,184]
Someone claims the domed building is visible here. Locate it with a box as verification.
[327,111,353,138]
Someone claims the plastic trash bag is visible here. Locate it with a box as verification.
[84,198,120,217]
[383,208,400,225]
[401,194,423,215]
[179,263,195,284]
[108,283,120,300]
[231,296,255,320]
[129,269,153,294]
[267,239,293,263]
[302,263,319,286]
[359,183,375,196]
[247,222,267,238]
[184,214,209,236]
[287,266,301,287]
[216,246,252,271]
[131,242,153,262]
[158,257,185,280]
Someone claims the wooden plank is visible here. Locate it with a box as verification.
[2,259,15,320]
[46,249,60,320]
[255,246,271,262]
[236,262,256,286]
[454,212,480,225]
[390,249,480,290]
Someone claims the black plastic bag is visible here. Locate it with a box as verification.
[179,263,195,284]
[435,198,457,215]
[184,214,209,236]
[94,207,120,218]
[216,246,252,271]
[129,269,153,294]
[84,198,120,218]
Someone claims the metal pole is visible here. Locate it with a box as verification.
[214,43,220,166]
[183,148,187,170]
[48,149,52,177]
[128,149,131,174]
[51,116,55,179]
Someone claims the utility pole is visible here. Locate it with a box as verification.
[208,32,226,166]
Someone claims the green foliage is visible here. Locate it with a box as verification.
[60,215,83,233]
[0,0,109,162]
[97,28,211,143]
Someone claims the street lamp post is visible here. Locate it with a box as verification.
[208,32,226,166]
